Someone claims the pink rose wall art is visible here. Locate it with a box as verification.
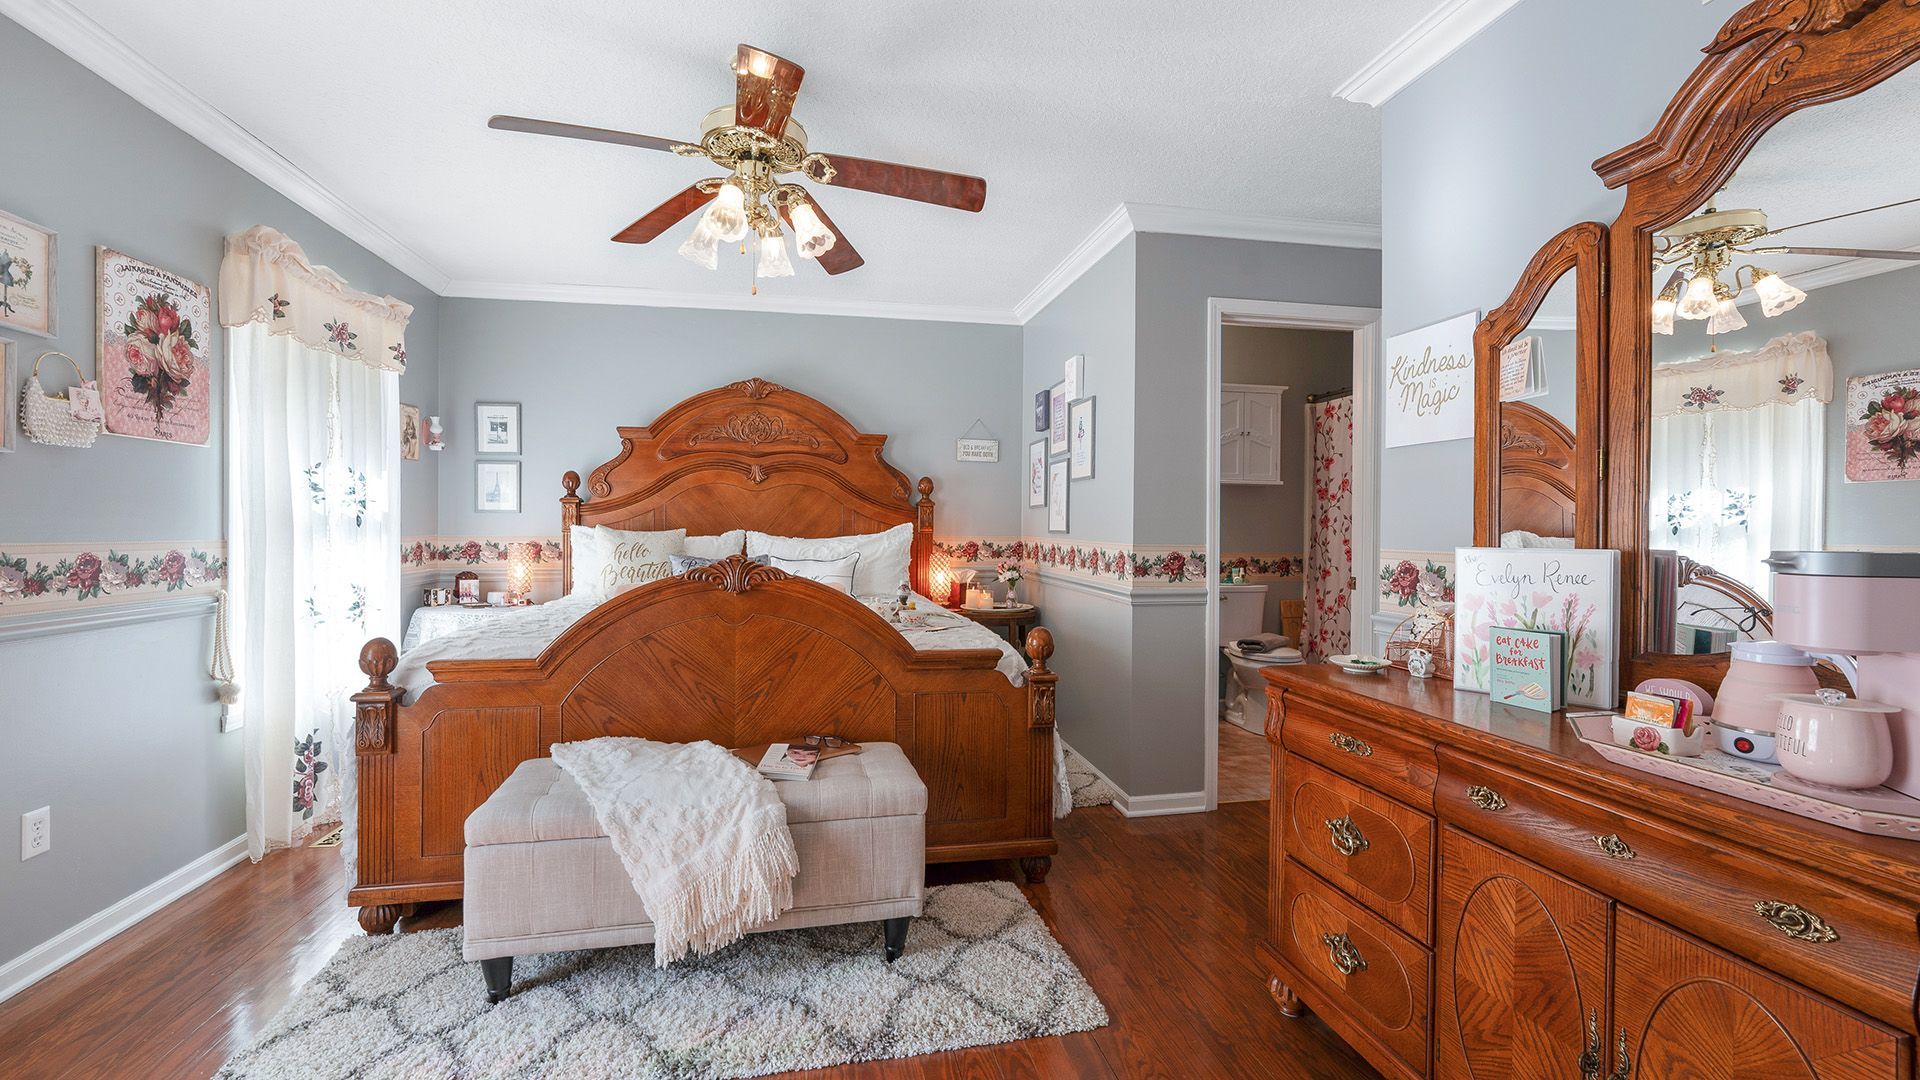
[1453,547,1620,709]
[97,247,212,445]
[1844,369,1920,483]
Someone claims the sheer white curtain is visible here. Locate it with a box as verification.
[220,227,409,863]
[1649,332,1832,609]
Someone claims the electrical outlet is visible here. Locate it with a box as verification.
[21,806,50,861]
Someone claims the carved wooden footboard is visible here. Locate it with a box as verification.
[350,556,1057,933]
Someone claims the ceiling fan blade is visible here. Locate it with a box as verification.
[1768,196,1920,236]
[813,154,987,212]
[612,184,716,244]
[778,198,865,275]
[1768,245,1920,261]
[734,44,805,138]
[489,114,684,154]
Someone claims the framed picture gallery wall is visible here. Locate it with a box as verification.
[475,401,521,454]
[97,247,212,445]
[0,209,55,338]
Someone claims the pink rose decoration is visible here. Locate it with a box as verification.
[125,339,159,378]
[1630,726,1662,752]
[158,551,187,584]
[158,334,195,381]
[1864,410,1902,444]
[67,552,103,592]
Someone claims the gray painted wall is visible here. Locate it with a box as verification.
[1377,0,1730,552]
[1652,265,1920,548]
[436,300,1021,542]
[0,18,438,970]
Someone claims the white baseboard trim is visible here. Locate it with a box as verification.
[1066,742,1208,818]
[0,834,248,1005]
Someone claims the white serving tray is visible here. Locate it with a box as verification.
[1568,714,1920,841]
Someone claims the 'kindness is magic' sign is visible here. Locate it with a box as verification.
[1383,311,1478,448]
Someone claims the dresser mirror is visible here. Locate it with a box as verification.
[1472,222,1606,549]
[1594,1,1920,689]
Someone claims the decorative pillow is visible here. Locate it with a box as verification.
[570,525,686,597]
[683,530,747,560]
[669,553,719,574]
[753,552,861,595]
[747,523,912,596]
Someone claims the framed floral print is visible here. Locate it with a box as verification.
[1027,439,1047,507]
[0,209,55,339]
[1047,459,1069,532]
[1069,397,1096,480]
[96,247,212,445]
[1845,369,1920,482]
[476,401,521,454]
[476,459,521,513]
[400,403,422,461]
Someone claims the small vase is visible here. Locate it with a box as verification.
[1006,583,1019,607]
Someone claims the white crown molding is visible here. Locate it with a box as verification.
[4,0,452,293]
[1011,205,1135,324]
[1782,250,1920,296]
[1122,203,1382,250]
[440,279,1019,326]
[1334,0,1527,108]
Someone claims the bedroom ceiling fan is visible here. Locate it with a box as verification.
[1651,196,1920,335]
[489,44,987,291]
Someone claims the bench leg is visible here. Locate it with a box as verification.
[481,956,514,1004]
[883,917,911,963]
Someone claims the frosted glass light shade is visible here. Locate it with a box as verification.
[1677,271,1720,320]
[703,182,750,243]
[789,201,837,259]
[678,216,720,269]
[1706,295,1748,336]
[756,231,795,278]
[1651,294,1677,335]
[1751,268,1808,318]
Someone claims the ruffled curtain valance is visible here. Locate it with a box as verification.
[1652,331,1832,418]
[218,225,413,372]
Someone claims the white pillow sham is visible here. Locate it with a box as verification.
[683,529,747,560]
[570,525,685,597]
[747,523,913,596]
[759,552,861,594]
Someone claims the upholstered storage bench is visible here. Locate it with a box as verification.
[463,742,927,1002]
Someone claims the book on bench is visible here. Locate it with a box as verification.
[753,740,863,781]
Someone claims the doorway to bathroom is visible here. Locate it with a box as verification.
[1204,300,1381,811]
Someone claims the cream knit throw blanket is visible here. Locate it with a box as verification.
[548,737,799,967]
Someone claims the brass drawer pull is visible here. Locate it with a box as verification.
[1577,1009,1601,1080]
[1320,931,1368,975]
[1753,900,1839,943]
[1609,1028,1631,1080]
[1465,784,1507,811]
[1324,815,1370,857]
[1328,731,1373,757]
[1593,833,1636,860]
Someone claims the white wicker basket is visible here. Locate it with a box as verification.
[21,351,102,448]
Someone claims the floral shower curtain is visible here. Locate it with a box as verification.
[221,227,410,864]
[1303,396,1354,660]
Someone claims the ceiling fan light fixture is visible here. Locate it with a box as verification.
[789,201,837,259]
[1676,271,1720,321]
[703,180,751,243]
[1651,276,1681,336]
[756,228,795,279]
[1750,266,1807,318]
[677,216,721,270]
[1706,284,1748,336]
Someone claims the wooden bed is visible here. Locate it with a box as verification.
[349,379,1058,934]
[1495,399,1578,540]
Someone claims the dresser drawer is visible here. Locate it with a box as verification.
[1436,749,1920,1032]
[1280,697,1438,811]
[1283,756,1434,943]
[1278,861,1431,1078]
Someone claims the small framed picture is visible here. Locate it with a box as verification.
[455,570,481,604]
[400,403,422,461]
[1069,397,1096,480]
[1033,388,1050,432]
[1048,382,1068,455]
[1064,353,1085,403]
[476,459,521,513]
[0,338,14,453]
[1027,439,1047,507]
[475,401,521,454]
[1047,460,1069,532]
[0,209,56,339]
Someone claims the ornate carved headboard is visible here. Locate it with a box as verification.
[1497,400,1577,541]
[559,378,934,596]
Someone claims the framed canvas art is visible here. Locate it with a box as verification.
[400,403,422,461]
[1048,382,1068,455]
[1069,397,1095,480]
[476,460,521,513]
[97,247,212,445]
[0,209,54,338]
[1064,353,1085,403]
[1844,369,1920,483]
[1383,310,1478,448]
[1047,459,1069,532]
[1034,388,1050,432]
[1027,439,1047,507]
[475,401,521,454]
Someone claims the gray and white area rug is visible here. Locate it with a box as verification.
[1063,743,1120,808]
[216,880,1106,1079]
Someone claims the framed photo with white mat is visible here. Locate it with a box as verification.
[1047,460,1069,532]
[1028,439,1047,507]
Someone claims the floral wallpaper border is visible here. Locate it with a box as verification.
[402,537,564,570]
[1219,552,1304,581]
[940,536,1216,588]
[1378,549,1457,611]
[0,541,227,614]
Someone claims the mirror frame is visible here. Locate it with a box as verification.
[1472,221,1608,549]
[1593,0,1920,690]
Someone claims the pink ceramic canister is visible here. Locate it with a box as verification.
[1774,689,1896,790]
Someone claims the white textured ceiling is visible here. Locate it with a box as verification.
[52,0,1431,317]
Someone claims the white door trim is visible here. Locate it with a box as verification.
[1204,298,1382,812]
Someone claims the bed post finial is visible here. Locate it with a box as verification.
[353,638,402,755]
[563,471,581,500]
[359,637,398,690]
[1025,627,1056,731]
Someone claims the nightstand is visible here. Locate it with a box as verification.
[955,603,1039,647]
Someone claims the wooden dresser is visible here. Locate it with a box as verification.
[1260,664,1920,1080]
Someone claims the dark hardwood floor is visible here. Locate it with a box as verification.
[0,801,1377,1080]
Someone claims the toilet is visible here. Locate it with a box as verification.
[1220,584,1302,734]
